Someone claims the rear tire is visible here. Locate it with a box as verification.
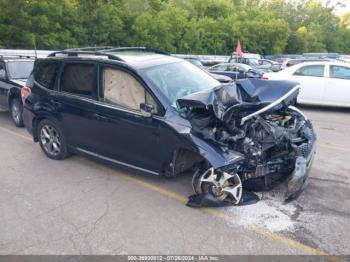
[10,99,24,127]
[37,119,69,160]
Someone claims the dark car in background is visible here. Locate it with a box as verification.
[22,47,316,204]
[255,59,281,72]
[184,57,232,83]
[208,62,263,80]
[0,55,35,127]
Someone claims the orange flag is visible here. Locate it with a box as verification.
[236,40,243,57]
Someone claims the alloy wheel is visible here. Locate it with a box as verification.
[40,124,62,156]
[11,102,21,125]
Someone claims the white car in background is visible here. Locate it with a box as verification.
[263,61,350,107]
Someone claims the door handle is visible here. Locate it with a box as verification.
[93,113,110,122]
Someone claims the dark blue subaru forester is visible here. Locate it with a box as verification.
[22,47,316,204]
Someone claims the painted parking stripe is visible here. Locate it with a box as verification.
[0,126,32,142]
[319,144,350,152]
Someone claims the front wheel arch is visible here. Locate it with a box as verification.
[163,148,209,177]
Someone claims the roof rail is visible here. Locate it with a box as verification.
[0,54,36,59]
[100,47,170,55]
[64,46,115,52]
[47,50,125,62]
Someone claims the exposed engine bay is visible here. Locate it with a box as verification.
[177,79,316,207]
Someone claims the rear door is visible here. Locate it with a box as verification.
[324,64,350,106]
[290,64,326,104]
[54,61,102,151]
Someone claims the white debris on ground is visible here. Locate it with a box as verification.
[225,189,298,233]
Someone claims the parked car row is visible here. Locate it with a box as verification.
[207,62,264,79]
[0,47,316,206]
[0,55,35,126]
[208,52,350,108]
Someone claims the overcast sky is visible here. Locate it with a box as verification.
[335,1,350,15]
[320,0,350,15]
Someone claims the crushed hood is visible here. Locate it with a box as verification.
[177,79,300,121]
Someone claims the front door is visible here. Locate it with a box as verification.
[92,65,163,173]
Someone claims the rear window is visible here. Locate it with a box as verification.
[60,64,95,97]
[34,62,59,90]
[7,61,34,79]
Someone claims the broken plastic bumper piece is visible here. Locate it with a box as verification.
[285,144,316,202]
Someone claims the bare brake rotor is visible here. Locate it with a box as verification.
[192,167,242,204]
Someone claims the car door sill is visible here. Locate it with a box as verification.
[76,147,159,175]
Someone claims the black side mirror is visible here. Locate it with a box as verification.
[140,103,153,118]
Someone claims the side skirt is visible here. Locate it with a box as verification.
[72,146,160,176]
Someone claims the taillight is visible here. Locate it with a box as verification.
[261,76,269,80]
[21,86,31,104]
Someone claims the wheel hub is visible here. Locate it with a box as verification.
[192,167,243,204]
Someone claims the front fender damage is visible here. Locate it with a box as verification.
[177,80,317,207]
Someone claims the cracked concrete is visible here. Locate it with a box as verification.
[0,106,349,255]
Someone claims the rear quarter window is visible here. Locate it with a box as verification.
[34,62,59,90]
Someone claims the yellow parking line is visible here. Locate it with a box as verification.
[319,144,350,152]
[0,126,345,261]
[0,126,32,142]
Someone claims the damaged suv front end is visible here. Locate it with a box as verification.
[176,79,316,205]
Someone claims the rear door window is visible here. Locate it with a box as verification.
[330,65,350,80]
[60,63,96,98]
[294,65,325,77]
[34,62,59,90]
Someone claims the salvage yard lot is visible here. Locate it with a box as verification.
[0,106,349,256]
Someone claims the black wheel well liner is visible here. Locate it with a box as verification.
[32,116,55,142]
[165,148,208,177]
